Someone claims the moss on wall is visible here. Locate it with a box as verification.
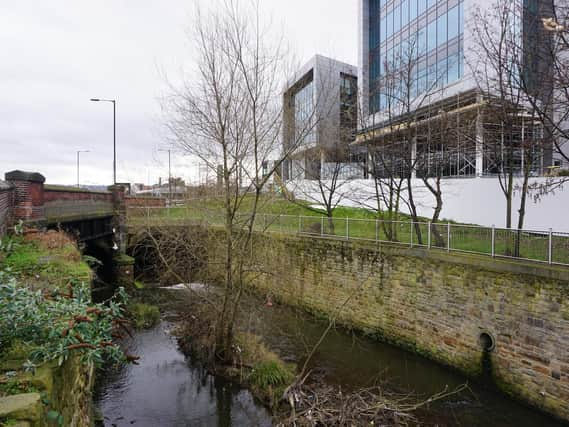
[0,231,95,426]
[197,228,569,422]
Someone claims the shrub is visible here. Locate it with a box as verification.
[0,272,129,368]
[249,360,293,389]
[129,303,160,329]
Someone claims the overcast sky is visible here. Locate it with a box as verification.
[0,1,358,186]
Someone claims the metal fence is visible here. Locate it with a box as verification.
[127,206,569,267]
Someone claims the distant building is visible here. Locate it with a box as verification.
[282,55,358,180]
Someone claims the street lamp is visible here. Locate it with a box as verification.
[90,98,116,184]
[76,150,90,187]
[158,149,172,204]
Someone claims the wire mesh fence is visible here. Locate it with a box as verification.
[126,206,569,266]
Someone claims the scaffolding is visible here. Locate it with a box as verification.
[356,89,548,179]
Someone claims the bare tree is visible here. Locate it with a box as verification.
[162,1,314,360]
[359,35,466,245]
[470,0,550,234]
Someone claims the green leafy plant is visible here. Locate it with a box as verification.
[13,220,24,236]
[0,272,130,368]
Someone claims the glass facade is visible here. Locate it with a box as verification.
[293,79,317,146]
[368,0,464,114]
[340,73,358,142]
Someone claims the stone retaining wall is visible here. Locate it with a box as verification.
[0,356,94,427]
[204,229,569,421]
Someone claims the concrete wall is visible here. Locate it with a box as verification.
[43,186,114,223]
[204,229,569,421]
[287,176,569,232]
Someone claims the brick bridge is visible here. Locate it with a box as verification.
[0,170,125,243]
[0,169,165,242]
[0,170,165,286]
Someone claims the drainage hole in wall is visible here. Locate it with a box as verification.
[479,332,496,352]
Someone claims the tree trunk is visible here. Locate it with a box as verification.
[327,214,335,235]
[407,176,423,245]
[515,157,531,257]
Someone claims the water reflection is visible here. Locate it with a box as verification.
[245,301,565,427]
[94,322,272,427]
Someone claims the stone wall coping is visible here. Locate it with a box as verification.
[180,227,569,284]
[5,170,45,183]
[44,184,111,195]
[293,234,569,283]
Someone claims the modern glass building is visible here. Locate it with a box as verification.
[367,0,464,114]
[358,0,556,178]
[282,55,358,180]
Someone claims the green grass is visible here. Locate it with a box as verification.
[249,360,293,388]
[127,194,569,265]
[129,302,160,329]
[2,236,91,289]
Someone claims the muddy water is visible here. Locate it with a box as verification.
[245,298,566,427]
[94,288,566,426]
[93,321,272,427]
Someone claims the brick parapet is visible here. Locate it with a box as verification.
[0,181,14,235]
[5,171,46,222]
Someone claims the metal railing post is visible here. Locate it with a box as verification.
[346,217,349,240]
[447,222,451,252]
[410,221,413,247]
[299,215,302,233]
[375,219,379,242]
[549,228,553,264]
[492,224,496,258]
[321,216,324,236]
[428,222,431,249]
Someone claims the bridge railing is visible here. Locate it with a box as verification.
[126,206,569,267]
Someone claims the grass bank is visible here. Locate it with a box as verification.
[1,230,91,290]
[127,194,569,265]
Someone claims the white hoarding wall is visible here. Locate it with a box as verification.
[286,177,569,232]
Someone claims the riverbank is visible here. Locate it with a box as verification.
[0,230,116,427]
[121,284,567,426]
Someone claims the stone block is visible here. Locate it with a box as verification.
[0,393,42,423]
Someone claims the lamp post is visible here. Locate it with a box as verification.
[158,149,172,204]
[90,98,116,184]
[76,150,90,187]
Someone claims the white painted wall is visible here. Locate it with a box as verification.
[287,177,569,232]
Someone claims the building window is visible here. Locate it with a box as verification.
[368,0,465,115]
[293,78,316,147]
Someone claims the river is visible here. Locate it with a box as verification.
[94,287,566,426]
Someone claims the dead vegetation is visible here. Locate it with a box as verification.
[280,373,470,426]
